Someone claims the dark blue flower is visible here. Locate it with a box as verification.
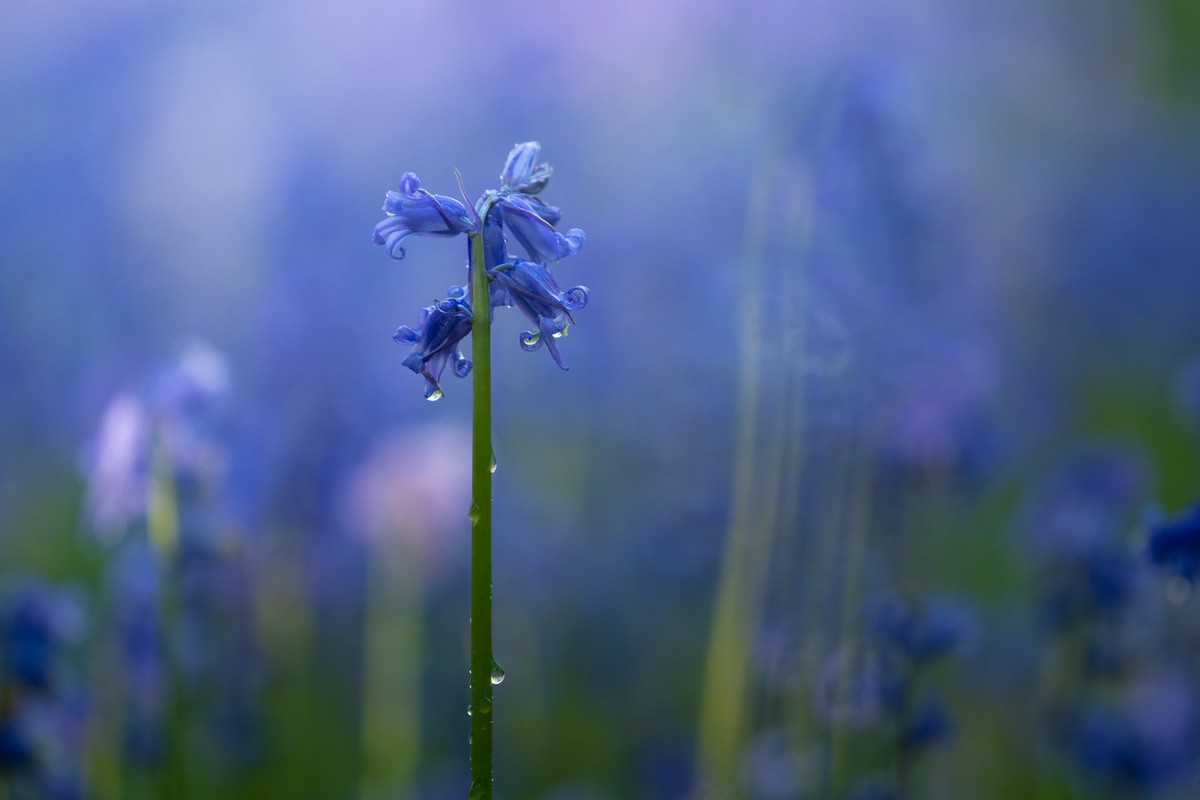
[864,594,974,665]
[5,598,55,692]
[393,292,474,400]
[499,141,553,195]
[495,194,585,263]
[1072,676,1199,791]
[1146,501,1200,581]
[373,173,475,260]
[488,259,589,370]
[0,719,35,771]
[901,696,953,753]
[469,206,510,305]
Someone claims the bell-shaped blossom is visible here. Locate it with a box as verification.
[499,141,553,195]
[468,206,511,306]
[373,173,475,260]
[393,292,474,400]
[495,194,585,263]
[488,259,588,370]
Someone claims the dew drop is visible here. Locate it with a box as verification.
[1167,576,1192,606]
[467,502,481,526]
[426,387,444,402]
[489,447,497,474]
[466,705,473,716]
[479,697,492,715]
[490,661,506,685]
[468,779,488,800]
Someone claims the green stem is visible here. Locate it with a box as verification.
[468,207,495,799]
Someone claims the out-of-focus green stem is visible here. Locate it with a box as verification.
[467,204,495,800]
[148,437,187,800]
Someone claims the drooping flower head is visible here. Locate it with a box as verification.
[494,194,585,264]
[489,259,589,370]
[393,291,474,401]
[373,142,588,397]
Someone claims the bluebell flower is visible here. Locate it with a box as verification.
[864,593,974,665]
[470,206,510,306]
[901,696,953,753]
[1071,674,1199,790]
[499,141,553,195]
[0,719,35,771]
[82,393,150,541]
[3,589,57,692]
[495,194,585,263]
[1145,501,1200,581]
[0,578,87,795]
[1041,548,1138,630]
[393,292,474,400]
[373,173,476,260]
[374,142,588,397]
[488,259,589,370]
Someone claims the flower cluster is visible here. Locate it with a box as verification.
[82,338,232,544]
[0,576,87,797]
[373,142,588,399]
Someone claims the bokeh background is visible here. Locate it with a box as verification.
[3,1,1200,798]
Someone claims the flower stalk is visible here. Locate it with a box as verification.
[468,198,496,799]
[372,143,586,799]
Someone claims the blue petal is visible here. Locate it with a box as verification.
[454,353,473,378]
[500,142,553,194]
[563,285,589,311]
[496,195,585,263]
[401,352,424,374]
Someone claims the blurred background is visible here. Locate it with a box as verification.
[3,0,1200,798]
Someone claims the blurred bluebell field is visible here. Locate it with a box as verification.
[3,1,1200,798]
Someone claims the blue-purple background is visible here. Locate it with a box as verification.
[3,1,1200,798]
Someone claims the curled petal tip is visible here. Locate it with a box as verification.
[399,172,421,195]
[564,286,589,310]
[384,231,410,260]
[565,228,586,253]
